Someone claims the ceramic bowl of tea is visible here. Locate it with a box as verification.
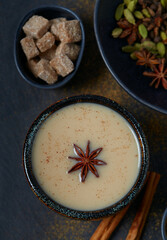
[23,95,149,220]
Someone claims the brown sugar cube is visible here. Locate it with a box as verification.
[50,18,66,40]
[50,17,66,25]
[56,43,80,61]
[28,58,39,77]
[23,15,50,39]
[57,20,82,43]
[50,55,74,77]
[36,59,58,84]
[36,32,55,52]
[20,36,39,60]
[39,45,57,61]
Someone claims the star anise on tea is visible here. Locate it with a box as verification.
[68,141,107,182]
[143,58,167,89]
[135,49,159,69]
[117,19,139,45]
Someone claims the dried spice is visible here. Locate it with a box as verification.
[142,4,163,41]
[127,0,137,12]
[141,41,157,52]
[142,9,151,18]
[135,49,160,68]
[116,19,139,45]
[112,28,123,38]
[68,141,107,182]
[157,42,166,56]
[138,23,148,38]
[143,58,167,89]
[134,11,144,19]
[112,0,167,90]
[124,8,136,24]
[160,31,167,40]
[115,3,124,21]
[161,0,167,9]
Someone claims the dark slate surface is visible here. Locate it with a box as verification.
[0,0,167,239]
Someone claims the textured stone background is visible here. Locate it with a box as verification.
[0,0,167,239]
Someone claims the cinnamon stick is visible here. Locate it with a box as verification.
[90,173,150,240]
[126,172,160,240]
[90,204,130,240]
[90,172,160,240]
[90,216,114,240]
[136,173,160,240]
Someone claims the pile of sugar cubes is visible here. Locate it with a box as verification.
[20,15,82,84]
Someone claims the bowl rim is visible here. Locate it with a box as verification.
[94,0,167,115]
[161,208,167,240]
[14,5,85,89]
[23,94,149,220]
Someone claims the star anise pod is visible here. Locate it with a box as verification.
[68,141,107,182]
[117,19,139,45]
[135,49,160,69]
[143,58,167,89]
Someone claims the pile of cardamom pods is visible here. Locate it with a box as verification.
[112,0,167,89]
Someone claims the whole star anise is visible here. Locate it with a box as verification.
[68,141,107,182]
[143,58,167,89]
[117,19,139,45]
[135,49,160,69]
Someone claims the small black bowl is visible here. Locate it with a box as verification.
[161,208,167,240]
[14,5,85,89]
[23,95,149,220]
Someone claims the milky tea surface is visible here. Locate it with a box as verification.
[32,103,141,210]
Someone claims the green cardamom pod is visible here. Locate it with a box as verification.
[160,31,167,40]
[122,45,136,53]
[141,41,156,50]
[142,9,151,18]
[134,11,144,19]
[128,1,136,12]
[161,0,167,8]
[161,0,165,8]
[134,43,142,50]
[112,28,123,38]
[115,3,124,21]
[124,9,136,25]
[157,42,166,57]
[138,24,148,39]
[130,52,137,60]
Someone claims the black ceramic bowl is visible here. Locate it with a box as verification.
[14,6,85,89]
[161,208,167,240]
[94,0,167,114]
[23,95,149,220]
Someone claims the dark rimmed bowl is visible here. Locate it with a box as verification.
[14,5,85,89]
[94,0,167,114]
[161,208,167,240]
[23,95,149,220]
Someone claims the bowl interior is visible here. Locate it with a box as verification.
[94,0,167,114]
[14,6,85,89]
[23,95,149,220]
